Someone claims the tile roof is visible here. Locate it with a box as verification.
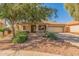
[42,21,65,26]
[66,20,79,26]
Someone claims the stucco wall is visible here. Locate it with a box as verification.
[70,25,79,33]
[14,24,31,32]
[20,24,31,32]
[14,23,65,33]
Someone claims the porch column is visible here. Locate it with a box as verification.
[36,24,38,32]
[46,25,48,32]
[64,26,70,33]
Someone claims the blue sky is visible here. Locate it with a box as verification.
[44,3,73,23]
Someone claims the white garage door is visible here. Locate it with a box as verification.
[70,25,79,32]
[47,27,64,32]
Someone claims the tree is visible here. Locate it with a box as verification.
[20,4,56,24]
[0,3,56,38]
[64,3,79,21]
[0,4,29,38]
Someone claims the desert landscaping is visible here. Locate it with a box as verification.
[0,33,79,56]
[0,3,79,56]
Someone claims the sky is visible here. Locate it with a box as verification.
[44,3,73,23]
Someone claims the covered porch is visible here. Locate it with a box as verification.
[15,23,47,33]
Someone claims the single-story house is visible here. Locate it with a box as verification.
[0,20,79,35]
[14,21,66,33]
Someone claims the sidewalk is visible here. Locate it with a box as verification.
[0,50,57,56]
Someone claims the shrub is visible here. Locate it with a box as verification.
[0,28,4,32]
[12,31,28,44]
[45,31,58,40]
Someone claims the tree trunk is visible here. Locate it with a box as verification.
[11,21,16,39]
[3,30,4,36]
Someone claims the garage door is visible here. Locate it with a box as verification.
[47,27,64,32]
[70,25,79,33]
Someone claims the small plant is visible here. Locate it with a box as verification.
[12,31,28,44]
[0,28,5,36]
[0,28,4,32]
[45,31,58,40]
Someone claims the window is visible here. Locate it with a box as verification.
[38,25,46,32]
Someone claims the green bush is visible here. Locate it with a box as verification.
[45,31,58,40]
[12,31,28,44]
[0,28,4,32]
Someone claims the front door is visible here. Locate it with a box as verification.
[31,25,36,33]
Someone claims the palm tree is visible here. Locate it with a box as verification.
[64,3,79,21]
[0,3,56,39]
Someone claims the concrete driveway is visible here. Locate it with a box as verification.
[57,33,79,46]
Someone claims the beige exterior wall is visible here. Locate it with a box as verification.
[14,23,65,33]
[69,25,79,33]
[3,20,79,36]
[13,22,79,34]
[64,26,70,32]
[15,24,31,32]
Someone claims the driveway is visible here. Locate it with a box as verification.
[57,33,79,46]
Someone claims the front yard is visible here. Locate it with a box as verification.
[0,33,79,55]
